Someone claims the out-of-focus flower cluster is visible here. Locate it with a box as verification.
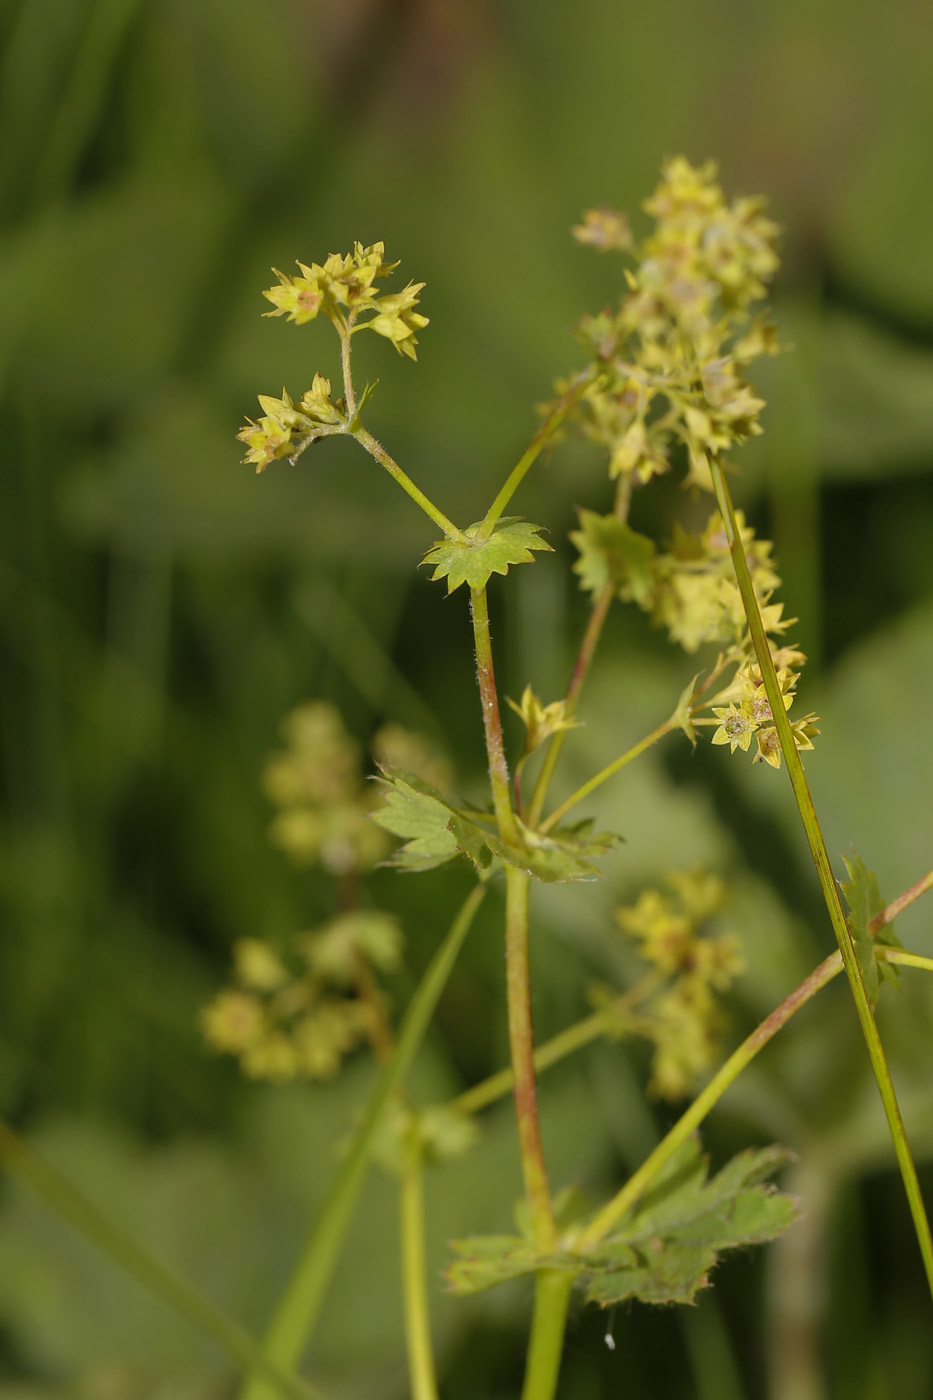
[237,242,427,473]
[262,702,388,875]
[563,157,780,491]
[200,912,402,1082]
[202,702,451,1081]
[597,869,744,1100]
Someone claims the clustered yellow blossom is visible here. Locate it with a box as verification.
[565,158,781,492]
[237,242,427,473]
[610,870,744,1100]
[707,664,820,768]
[201,912,402,1082]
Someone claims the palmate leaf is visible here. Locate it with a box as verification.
[445,1138,796,1306]
[582,1138,797,1308]
[422,518,552,594]
[371,770,619,883]
[840,849,901,1002]
[369,768,491,874]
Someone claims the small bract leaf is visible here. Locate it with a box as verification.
[370,768,491,874]
[486,820,621,884]
[422,518,552,594]
[840,850,900,1001]
[570,510,657,604]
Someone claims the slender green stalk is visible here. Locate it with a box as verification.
[353,426,463,539]
[454,973,663,1117]
[709,457,933,1298]
[505,865,556,1249]
[578,943,933,1250]
[539,718,674,834]
[401,1144,440,1400]
[337,322,357,419]
[470,584,519,844]
[527,476,632,828]
[521,1270,573,1400]
[482,375,591,534]
[0,1120,325,1400]
[239,884,486,1400]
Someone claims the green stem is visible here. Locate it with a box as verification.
[539,718,674,835]
[521,1270,572,1400]
[338,322,357,419]
[239,884,486,1400]
[0,1120,325,1400]
[505,865,556,1249]
[709,457,933,1299]
[454,973,662,1117]
[401,1142,439,1400]
[526,474,632,828]
[353,426,463,539]
[482,374,591,535]
[470,584,519,844]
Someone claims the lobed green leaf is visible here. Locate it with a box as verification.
[422,518,552,594]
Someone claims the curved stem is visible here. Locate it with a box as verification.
[401,1143,439,1400]
[710,459,933,1298]
[353,427,463,539]
[338,322,357,420]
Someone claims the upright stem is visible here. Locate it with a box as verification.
[505,865,556,1249]
[400,1143,439,1400]
[470,584,519,845]
[521,1270,572,1400]
[482,374,591,535]
[709,457,933,1298]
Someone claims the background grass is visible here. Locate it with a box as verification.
[1,1,933,1396]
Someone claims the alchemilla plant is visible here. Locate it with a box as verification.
[201,159,933,1400]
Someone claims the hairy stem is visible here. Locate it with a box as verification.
[470,584,519,844]
[353,427,463,539]
[401,1144,439,1400]
[709,456,933,1298]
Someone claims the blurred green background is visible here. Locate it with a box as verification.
[2,0,933,1396]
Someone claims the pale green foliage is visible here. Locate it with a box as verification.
[445,1139,796,1308]
[421,518,553,594]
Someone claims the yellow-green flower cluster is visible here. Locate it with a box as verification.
[651,510,786,654]
[706,663,820,769]
[236,376,345,473]
[613,870,744,1100]
[263,241,428,358]
[201,912,402,1082]
[566,157,780,490]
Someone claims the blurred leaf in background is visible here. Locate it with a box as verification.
[1,0,932,1396]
